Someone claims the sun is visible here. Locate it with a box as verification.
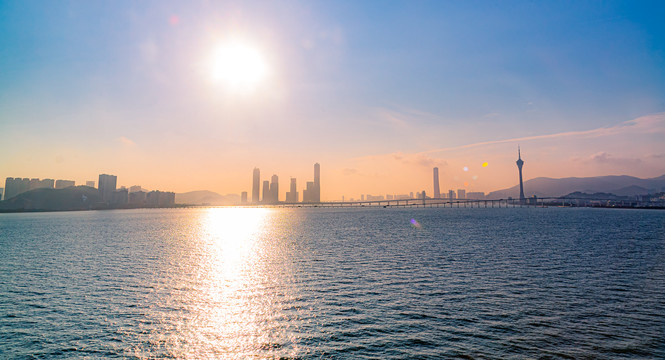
[211,40,268,92]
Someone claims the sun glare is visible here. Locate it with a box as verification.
[211,40,268,92]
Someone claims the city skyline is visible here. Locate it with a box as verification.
[1,2,664,200]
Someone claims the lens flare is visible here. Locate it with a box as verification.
[482,162,488,167]
[410,219,421,228]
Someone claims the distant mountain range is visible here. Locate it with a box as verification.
[175,190,241,205]
[487,174,665,199]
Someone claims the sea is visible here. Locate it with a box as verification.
[1,207,664,359]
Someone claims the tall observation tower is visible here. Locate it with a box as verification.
[516,146,526,203]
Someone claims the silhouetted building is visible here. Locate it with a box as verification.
[111,189,128,206]
[269,174,279,203]
[286,178,298,203]
[516,146,526,203]
[241,191,248,204]
[55,180,75,189]
[3,177,59,200]
[98,174,117,203]
[129,185,142,193]
[366,194,385,201]
[40,179,55,189]
[129,190,147,206]
[0,188,3,200]
[313,163,321,202]
[448,190,456,200]
[86,181,95,188]
[262,180,270,204]
[4,177,29,200]
[303,181,316,203]
[433,167,441,198]
[146,191,175,207]
[457,189,466,200]
[467,191,485,200]
[29,178,40,190]
[252,168,261,203]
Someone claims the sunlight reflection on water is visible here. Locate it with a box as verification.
[165,208,300,359]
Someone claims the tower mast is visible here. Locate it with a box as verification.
[516,146,525,203]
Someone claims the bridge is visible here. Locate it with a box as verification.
[271,197,581,208]
[253,196,664,209]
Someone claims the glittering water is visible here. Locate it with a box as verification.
[1,207,664,359]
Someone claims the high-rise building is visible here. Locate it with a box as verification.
[98,174,117,202]
[0,188,3,201]
[448,190,456,200]
[29,178,40,190]
[55,180,75,189]
[146,191,175,207]
[313,163,321,202]
[129,191,147,206]
[270,174,279,203]
[252,168,260,203]
[457,189,466,200]
[262,180,270,204]
[111,189,128,206]
[516,146,526,203]
[466,191,485,200]
[286,178,298,203]
[129,185,142,193]
[4,177,30,200]
[241,191,248,204]
[433,167,441,199]
[86,181,96,188]
[303,181,315,203]
[40,179,54,189]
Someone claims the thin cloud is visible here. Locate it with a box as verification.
[421,112,665,155]
[117,136,135,146]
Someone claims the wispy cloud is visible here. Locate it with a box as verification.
[421,112,665,155]
[116,136,135,146]
[573,152,643,167]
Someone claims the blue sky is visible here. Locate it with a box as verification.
[1,1,664,198]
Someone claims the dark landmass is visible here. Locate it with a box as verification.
[0,186,184,212]
[560,191,625,200]
[0,186,101,212]
[487,174,665,199]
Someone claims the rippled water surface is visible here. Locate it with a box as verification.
[1,207,664,359]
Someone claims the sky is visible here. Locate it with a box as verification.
[1,0,664,200]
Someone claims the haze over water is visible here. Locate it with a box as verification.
[2,207,663,359]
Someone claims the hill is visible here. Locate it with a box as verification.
[0,186,101,211]
[487,174,665,199]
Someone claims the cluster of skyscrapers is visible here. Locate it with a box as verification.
[250,163,320,204]
[98,174,175,207]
